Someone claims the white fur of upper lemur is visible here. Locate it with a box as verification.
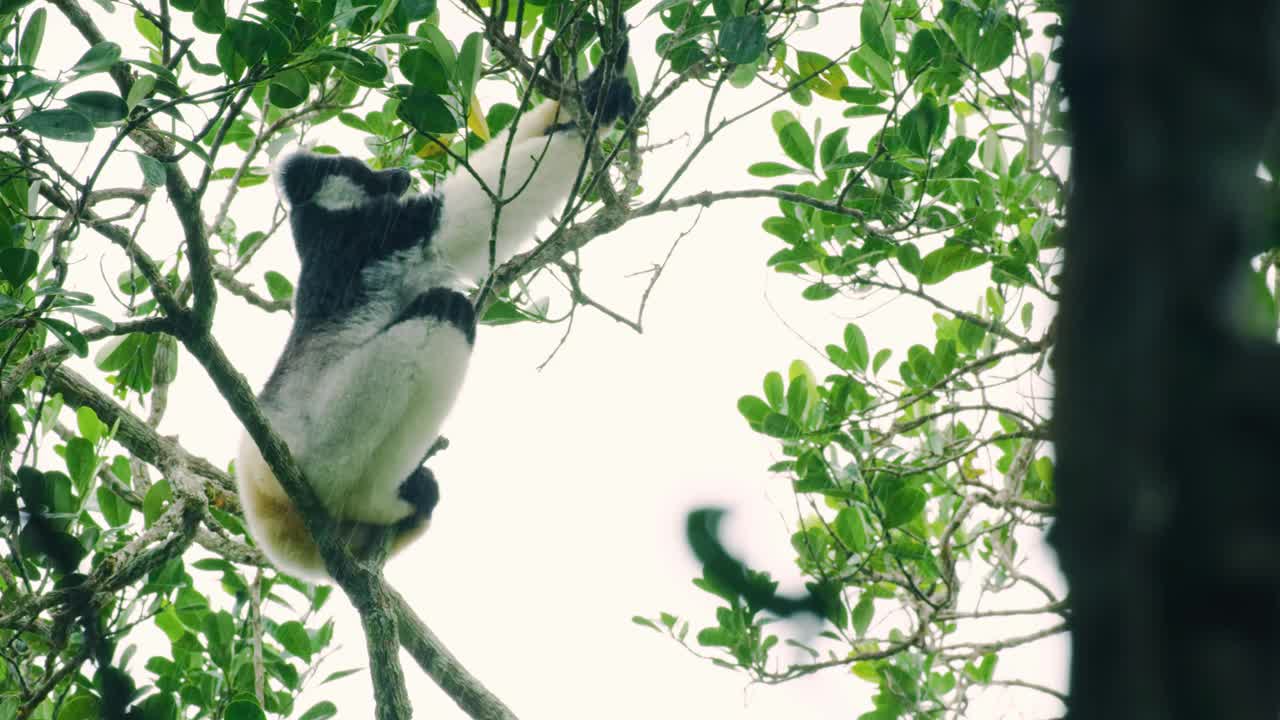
[284,101,584,285]
[310,174,371,212]
[239,94,603,577]
[433,100,587,282]
[246,105,583,525]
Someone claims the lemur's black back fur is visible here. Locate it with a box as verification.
[277,156,442,334]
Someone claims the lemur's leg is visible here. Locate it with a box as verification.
[431,100,587,282]
[299,292,473,525]
[389,466,440,556]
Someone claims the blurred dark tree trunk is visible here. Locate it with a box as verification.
[1053,2,1280,719]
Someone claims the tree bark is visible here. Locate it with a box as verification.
[1054,2,1280,719]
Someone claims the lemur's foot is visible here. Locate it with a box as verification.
[397,465,440,533]
[548,29,636,132]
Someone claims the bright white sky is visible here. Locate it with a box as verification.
[31,1,1070,717]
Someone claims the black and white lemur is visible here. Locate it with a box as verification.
[237,39,635,579]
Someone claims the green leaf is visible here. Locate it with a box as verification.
[819,127,850,173]
[298,701,338,720]
[134,11,162,48]
[762,217,804,244]
[896,242,922,275]
[110,457,131,486]
[72,41,122,74]
[7,74,56,102]
[319,48,387,87]
[65,437,96,490]
[65,91,128,124]
[136,692,177,720]
[126,74,157,109]
[839,86,886,105]
[717,16,766,64]
[17,109,95,142]
[321,668,362,685]
[485,102,518,135]
[417,24,457,74]
[748,162,796,177]
[802,283,838,301]
[971,20,1014,72]
[57,695,101,720]
[193,0,226,32]
[136,153,165,187]
[632,616,660,631]
[0,247,37,287]
[202,610,235,666]
[268,69,309,109]
[833,507,868,552]
[457,32,484,97]
[776,121,815,171]
[763,371,784,408]
[188,56,223,76]
[859,0,894,61]
[737,395,770,424]
[843,323,869,371]
[38,318,88,357]
[872,348,892,373]
[907,344,938,385]
[919,245,986,284]
[261,271,293,303]
[785,374,809,420]
[796,50,848,100]
[696,627,731,647]
[957,319,986,353]
[215,34,244,80]
[851,593,874,636]
[883,486,926,528]
[76,406,106,443]
[906,29,940,77]
[142,480,172,527]
[966,653,998,683]
[398,90,460,134]
[96,486,132,526]
[274,620,312,660]
[900,95,941,157]
[761,413,801,439]
[19,7,46,66]
[154,606,185,642]
[400,48,449,94]
[222,699,266,720]
[853,45,894,91]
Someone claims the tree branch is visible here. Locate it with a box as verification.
[42,366,236,501]
[391,589,520,720]
[164,165,216,331]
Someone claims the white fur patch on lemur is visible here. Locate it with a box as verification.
[313,174,369,211]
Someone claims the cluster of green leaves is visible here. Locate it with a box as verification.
[639,1,1068,717]
[0,397,345,720]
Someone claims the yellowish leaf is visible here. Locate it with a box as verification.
[467,95,490,141]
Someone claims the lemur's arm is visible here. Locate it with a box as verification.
[432,43,635,283]
[431,100,584,282]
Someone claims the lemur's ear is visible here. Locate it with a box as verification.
[277,153,327,206]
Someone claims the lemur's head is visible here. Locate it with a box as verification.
[277,153,411,212]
